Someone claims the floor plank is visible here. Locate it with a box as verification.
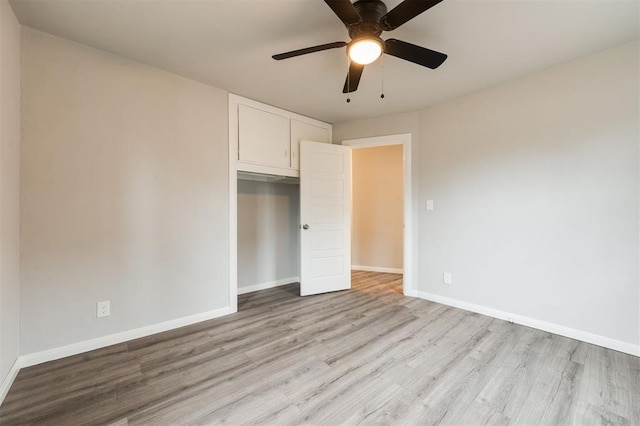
[1,271,638,425]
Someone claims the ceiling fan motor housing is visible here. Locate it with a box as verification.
[348,0,388,39]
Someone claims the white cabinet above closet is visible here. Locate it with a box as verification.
[230,94,332,178]
[238,105,290,169]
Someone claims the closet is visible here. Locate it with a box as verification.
[229,95,333,296]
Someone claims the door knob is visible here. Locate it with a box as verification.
[302,224,309,230]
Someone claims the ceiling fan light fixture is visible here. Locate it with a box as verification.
[348,37,383,65]
[272,0,448,93]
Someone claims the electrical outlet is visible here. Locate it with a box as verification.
[426,200,434,211]
[97,300,110,318]
[443,272,452,285]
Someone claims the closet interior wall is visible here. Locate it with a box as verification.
[237,179,300,293]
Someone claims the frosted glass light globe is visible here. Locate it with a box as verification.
[348,38,383,65]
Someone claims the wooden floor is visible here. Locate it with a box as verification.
[1,271,639,425]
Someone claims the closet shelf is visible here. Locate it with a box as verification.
[237,171,299,185]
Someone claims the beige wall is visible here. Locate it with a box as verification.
[351,145,403,271]
[0,0,21,386]
[335,42,640,349]
[20,29,230,354]
[237,180,299,290]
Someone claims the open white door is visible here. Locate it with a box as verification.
[300,141,351,296]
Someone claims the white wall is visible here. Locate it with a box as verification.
[237,180,299,292]
[20,29,230,354]
[0,0,21,386]
[352,145,404,271]
[419,42,639,347]
[335,42,640,351]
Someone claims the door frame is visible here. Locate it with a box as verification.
[342,133,414,297]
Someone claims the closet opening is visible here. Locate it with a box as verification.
[236,172,301,303]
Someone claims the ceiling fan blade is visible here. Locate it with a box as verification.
[343,62,364,93]
[272,41,347,60]
[324,0,362,26]
[384,38,447,69]
[381,0,444,31]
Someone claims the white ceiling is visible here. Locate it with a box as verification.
[9,0,640,124]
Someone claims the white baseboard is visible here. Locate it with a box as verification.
[0,358,22,407]
[352,265,403,274]
[416,291,639,357]
[237,277,299,295]
[19,306,236,368]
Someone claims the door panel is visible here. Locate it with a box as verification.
[310,230,343,250]
[310,205,343,224]
[300,141,351,296]
[310,256,344,277]
[311,179,343,198]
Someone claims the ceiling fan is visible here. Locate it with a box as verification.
[272,0,448,94]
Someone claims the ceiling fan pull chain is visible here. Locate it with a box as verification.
[380,54,385,99]
[346,57,351,103]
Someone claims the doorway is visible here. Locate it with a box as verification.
[342,134,413,296]
[351,145,404,274]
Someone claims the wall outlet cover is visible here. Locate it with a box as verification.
[97,300,110,318]
[443,272,452,285]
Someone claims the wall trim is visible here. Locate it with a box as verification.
[19,306,235,369]
[416,291,640,357]
[0,359,22,407]
[351,265,404,274]
[1,306,236,405]
[229,94,239,313]
[237,277,300,295]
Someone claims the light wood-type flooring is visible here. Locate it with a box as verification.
[1,271,639,425]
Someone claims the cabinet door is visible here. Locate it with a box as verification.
[238,104,290,169]
[290,119,330,170]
